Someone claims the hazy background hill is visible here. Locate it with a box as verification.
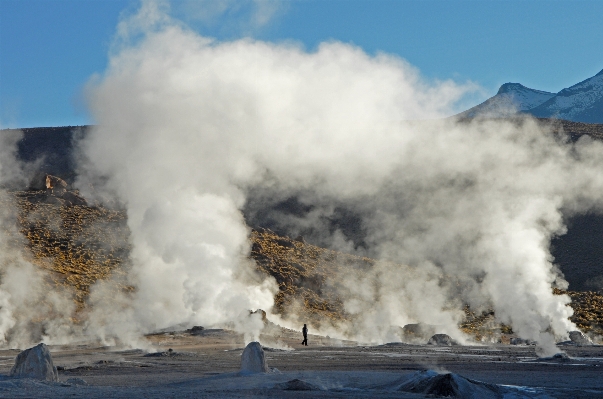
[2,122,603,291]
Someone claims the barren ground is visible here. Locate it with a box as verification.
[0,327,601,398]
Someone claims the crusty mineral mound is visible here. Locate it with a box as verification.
[240,341,268,373]
[10,343,58,381]
[398,370,501,399]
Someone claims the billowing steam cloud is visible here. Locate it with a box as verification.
[0,2,593,354]
[0,131,76,347]
[74,3,603,354]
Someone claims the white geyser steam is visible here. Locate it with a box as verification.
[76,4,603,353]
[0,131,76,347]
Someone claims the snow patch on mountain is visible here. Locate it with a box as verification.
[456,69,603,123]
[527,69,603,123]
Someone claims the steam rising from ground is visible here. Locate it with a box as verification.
[2,3,603,355]
[74,6,603,355]
[0,131,76,347]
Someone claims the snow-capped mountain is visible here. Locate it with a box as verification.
[456,69,603,123]
[458,83,555,118]
[528,69,603,123]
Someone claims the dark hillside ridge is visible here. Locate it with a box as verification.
[2,126,87,188]
[3,123,603,291]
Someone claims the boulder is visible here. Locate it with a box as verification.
[240,341,268,373]
[45,175,67,196]
[569,330,592,345]
[10,343,58,381]
[427,334,456,346]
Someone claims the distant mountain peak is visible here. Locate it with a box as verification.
[528,69,603,123]
[497,83,524,94]
[497,83,553,96]
[456,68,603,123]
[456,83,555,119]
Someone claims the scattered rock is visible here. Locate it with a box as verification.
[551,352,570,360]
[273,378,318,391]
[10,343,58,381]
[427,334,456,346]
[144,348,194,358]
[65,377,87,386]
[240,342,268,373]
[537,352,571,362]
[569,330,593,345]
[186,326,205,335]
[510,337,536,345]
[398,370,501,399]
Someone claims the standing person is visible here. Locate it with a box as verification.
[301,324,308,346]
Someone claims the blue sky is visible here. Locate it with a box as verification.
[1,0,602,128]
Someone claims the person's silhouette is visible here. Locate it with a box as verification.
[301,324,308,346]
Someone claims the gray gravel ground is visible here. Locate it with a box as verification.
[0,328,601,398]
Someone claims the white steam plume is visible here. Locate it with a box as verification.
[0,130,76,348]
[77,4,603,354]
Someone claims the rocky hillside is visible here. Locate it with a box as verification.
[5,190,602,339]
[6,189,131,311]
[2,124,603,340]
[4,123,603,292]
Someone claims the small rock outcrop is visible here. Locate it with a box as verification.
[569,330,592,345]
[510,337,536,345]
[240,341,268,373]
[427,334,456,346]
[186,326,205,335]
[273,378,318,391]
[44,174,87,206]
[45,175,67,196]
[10,343,58,381]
